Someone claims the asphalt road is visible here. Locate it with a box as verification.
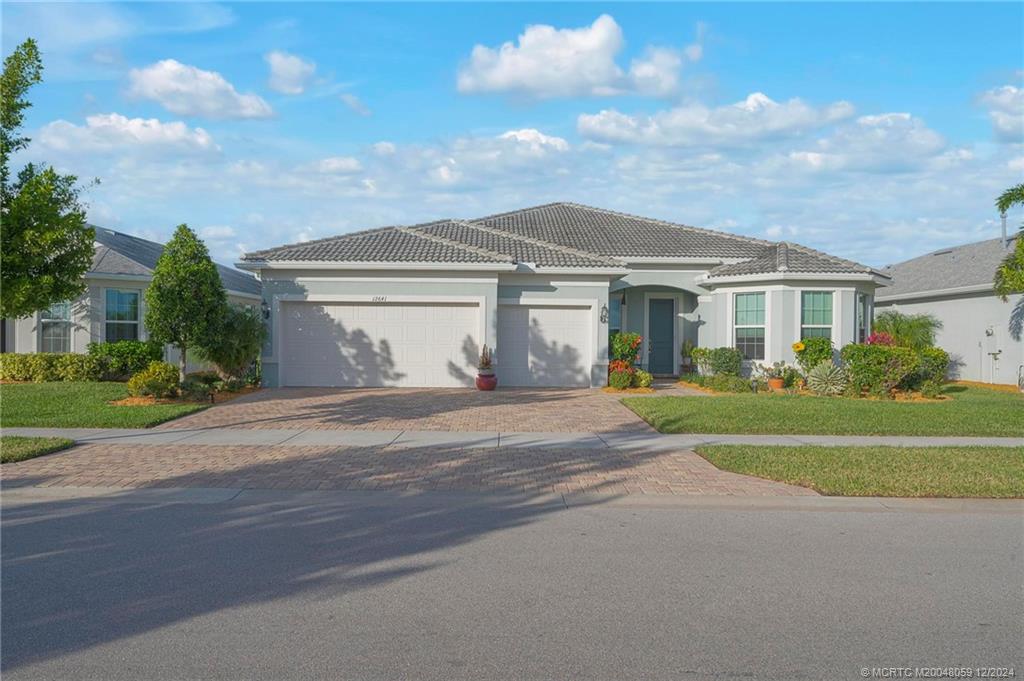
[2,489,1021,681]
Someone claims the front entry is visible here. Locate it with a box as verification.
[648,298,674,375]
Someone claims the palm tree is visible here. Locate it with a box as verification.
[873,310,943,350]
[994,183,1024,344]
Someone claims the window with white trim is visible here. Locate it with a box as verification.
[609,295,624,335]
[105,289,140,342]
[801,291,833,340]
[40,301,72,353]
[734,292,765,360]
[855,293,870,343]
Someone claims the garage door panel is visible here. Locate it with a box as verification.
[496,305,591,387]
[283,302,479,387]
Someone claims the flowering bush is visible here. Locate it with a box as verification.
[608,359,635,375]
[865,332,896,346]
[793,337,834,375]
[791,341,805,353]
[610,332,642,365]
[608,370,633,390]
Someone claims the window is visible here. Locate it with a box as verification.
[801,291,833,339]
[105,289,140,341]
[609,295,624,335]
[40,301,72,353]
[855,293,871,343]
[734,292,765,360]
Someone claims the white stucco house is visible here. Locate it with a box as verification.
[876,234,1023,386]
[239,203,889,388]
[0,227,262,364]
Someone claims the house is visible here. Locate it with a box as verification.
[876,234,1023,386]
[0,227,262,365]
[239,202,889,388]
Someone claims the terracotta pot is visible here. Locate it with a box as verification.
[476,373,498,391]
[767,377,785,391]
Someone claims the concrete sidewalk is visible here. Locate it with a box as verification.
[5,426,1022,450]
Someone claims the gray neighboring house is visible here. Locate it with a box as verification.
[1,227,262,367]
[876,234,1023,386]
[239,202,888,388]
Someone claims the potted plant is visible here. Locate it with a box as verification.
[475,344,497,391]
[757,361,788,391]
[680,339,695,374]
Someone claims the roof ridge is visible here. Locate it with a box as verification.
[399,225,515,263]
[781,240,877,274]
[243,221,449,260]
[459,219,622,266]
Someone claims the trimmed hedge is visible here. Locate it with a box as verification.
[839,344,920,398]
[907,346,950,398]
[87,340,164,379]
[0,353,107,382]
[127,361,180,398]
[708,347,743,376]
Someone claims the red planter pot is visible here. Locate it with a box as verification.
[476,373,498,391]
[767,377,785,391]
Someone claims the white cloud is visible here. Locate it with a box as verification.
[265,50,316,94]
[316,156,363,174]
[456,14,702,99]
[38,113,218,154]
[340,93,371,116]
[498,129,570,154]
[979,85,1024,143]
[199,225,236,239]
[373,141,396,156]
[578,93,855,146]
[128,59,273,119]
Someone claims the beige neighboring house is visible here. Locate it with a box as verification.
[876,234,1023,386]
[0,226,262,368]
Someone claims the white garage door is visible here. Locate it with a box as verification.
[282,301,479,387]
[496,304,592,387]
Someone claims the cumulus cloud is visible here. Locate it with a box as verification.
[265,50,316,94]
[498,128,570,154]
[373,141,396,156]
[38,113,218,153]
[128,59,273,119]
[340,93,371,116]
[456,14,701,98]
[578,93,855,146]
[979,85,1023,143]
[316,156,363,174]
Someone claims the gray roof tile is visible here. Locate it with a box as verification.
[879,235,1018,298]
[706,242,884,278]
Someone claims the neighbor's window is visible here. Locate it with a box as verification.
[734,292,765,360]
[40,301,72,353]
[855,293,871,343]
[105,289,140,342]
[801,291,833,340]
[609,295,624,335]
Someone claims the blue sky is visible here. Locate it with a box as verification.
[4,2,1022,268]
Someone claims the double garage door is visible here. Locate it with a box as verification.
[280,301,591,388]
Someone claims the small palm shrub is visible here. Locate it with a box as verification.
[195,305,266,379]
[873,310,942,350]
[805,360,848,396]
[127,361,180,398]
[633,369,653,388]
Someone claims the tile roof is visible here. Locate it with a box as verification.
[91,226,262,296]
[705,242,885,279]
[878,234,1018,299]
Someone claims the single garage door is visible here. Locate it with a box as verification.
[282,301,479,387]
[496,304,592,387]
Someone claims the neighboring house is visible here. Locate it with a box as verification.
[0,227,262,368]
[239,202,888,388]
[876,234,1023,386]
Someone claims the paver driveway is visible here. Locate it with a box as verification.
[160,387,658,432]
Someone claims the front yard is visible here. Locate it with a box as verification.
[623,385,1023,437]
[696,445,1024,498]
[1,436,74,464]
[0,382,208,428]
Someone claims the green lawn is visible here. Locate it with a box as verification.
[0,382,207,428]
[1,436,74,464]
[696,445,1024,498]
[623,385,1023,436]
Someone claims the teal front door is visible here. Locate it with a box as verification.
[648,299,674,375]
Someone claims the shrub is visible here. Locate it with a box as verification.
[705,374,752,393]
[127,361,180,398]
[909,346,950,397]
[610,332,642,365]
[865,332,895,346]
[806,360,848,396]
[187,370,221,386]
[632,369,653,389]
[608,359,635,375]
[840,344,920,398]
[195,305,266,379]
[793,337,834,375]
[180,377,213,402]
[0,353,106,382]
[214,377,247,393]
[690,347,712,375]
[608,370,633,390]
[87,340,164,379]
[708,347,743,376]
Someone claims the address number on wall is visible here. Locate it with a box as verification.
[371,296,387,302]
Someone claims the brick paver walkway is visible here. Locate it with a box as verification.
[0,443,814,496]
[159,387,660,432]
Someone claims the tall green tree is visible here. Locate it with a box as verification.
[995,183,1024,301]
[144,225,228,381]
[1,38,95,319]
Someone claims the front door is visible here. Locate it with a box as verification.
[648,298,674,375]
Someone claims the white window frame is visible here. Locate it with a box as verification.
[724,287,774,364]
[799,290,835,341]
[103,288,143,342]
[39,300,72,353]
[732,291,767,362]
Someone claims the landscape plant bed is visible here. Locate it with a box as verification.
[0,382,208,428]
[695,445,1024,498]
[1,436,74,464]
[679,379,949,402]
[622,385,1024,436]
[109,386,259,407]
[601,386,655,394]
